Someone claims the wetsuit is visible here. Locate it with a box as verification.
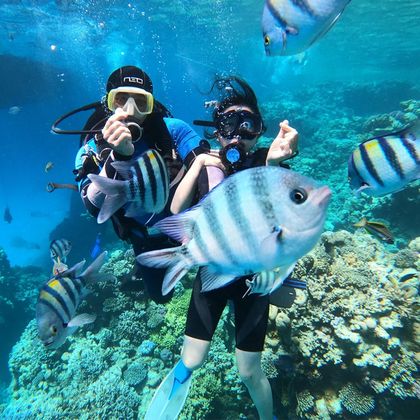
[185,148,280,352]
[75,116,202,303]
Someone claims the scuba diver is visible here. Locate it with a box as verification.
[145,76,301,420]
[54,65,205,303]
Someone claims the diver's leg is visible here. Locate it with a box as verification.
[181,335,211,369]
[236,349,273,420]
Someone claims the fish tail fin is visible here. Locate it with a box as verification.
[80,251,116,284]
[137,246,190,295]
[353,217,367,228]
[87,174,129,223]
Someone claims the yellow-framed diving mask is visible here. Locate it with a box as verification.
[107,86,154,116]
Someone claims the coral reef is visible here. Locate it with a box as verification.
[2,228,418,419]
[265,230,419,418]
[1,84,419,419]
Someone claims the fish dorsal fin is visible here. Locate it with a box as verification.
[155,204,201,243]
[199,266,236,292]
[67,313,96,328]
[308,10,344,48]
[59,260,86,279]
[362,119,419,144]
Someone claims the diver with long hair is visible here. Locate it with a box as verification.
[145,76,299,419]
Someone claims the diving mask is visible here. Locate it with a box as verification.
[216,110,263,140]
[107,86,154,116]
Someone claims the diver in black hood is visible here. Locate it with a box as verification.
[69,66,204,303]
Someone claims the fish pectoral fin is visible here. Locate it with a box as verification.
[355,184,371,195]
[285,25,298,35]
[261,226,283,252]
[200,267,236,292]
[67,313,97,328]
[59,260,86,279]
[155,205,200,243]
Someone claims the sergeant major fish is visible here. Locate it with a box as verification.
[262,0,351,56]
[137,166,331,295]
[36,251,115,349]
[348,121,419,197]
[244,269,307,296]
[50,238,72,263]
[88,149,169,224]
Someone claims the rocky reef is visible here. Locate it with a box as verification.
[1,229,418,419]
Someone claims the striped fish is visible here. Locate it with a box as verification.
[137,166,331,295]
[87,149,169,224]
[262,0,351,56]
[348,122,419,197]
[244,270,307,297]
[50,238,72,263]
[36,251,115,349]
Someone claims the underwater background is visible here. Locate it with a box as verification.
[0,0,419,418]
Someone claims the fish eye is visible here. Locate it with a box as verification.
[264,35,270,46]
[290,188,307,204]
[50,325,58,335]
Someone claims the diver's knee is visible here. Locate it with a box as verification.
[238,365,262,385]
[181,336,210,370]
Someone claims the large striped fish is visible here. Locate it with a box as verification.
[348,122,419,197]
[262,0,351,56]
[137,166,331,295]
[87,149,169,224]
[36,252,115,349]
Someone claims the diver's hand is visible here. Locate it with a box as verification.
[266,120,298,165]
[102,108,134,157]
[196,153,226,171]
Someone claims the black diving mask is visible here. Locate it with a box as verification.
[216,110,263,140]
[193,110,263,140]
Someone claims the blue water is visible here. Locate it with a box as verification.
[0,1,419,419]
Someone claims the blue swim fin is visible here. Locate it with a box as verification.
[145,360,192,420]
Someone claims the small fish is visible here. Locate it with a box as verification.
[90,233,102,259]
[8,106,21,115]
[348,121,419,196]
[244,270,306,296]
[137,166,331,296]
[36,252,115,349]
[4,206,12,224]
[353,218,394,244]
[262,0,351,56]
[45,161,54,173]
[87,149,170,224]
[50,238,72,263]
